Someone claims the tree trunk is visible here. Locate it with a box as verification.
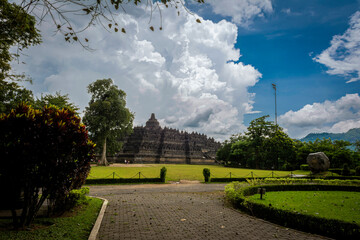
[99,137,109,166]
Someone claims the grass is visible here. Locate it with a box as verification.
[0,197,103,240]
[247,191,360,224]
[88,164,309,182]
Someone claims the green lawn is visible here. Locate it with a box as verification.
[88,164,309,182]
[0,197,103,240]
[248,191,360,224]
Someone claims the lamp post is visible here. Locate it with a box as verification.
[272,83,277,126]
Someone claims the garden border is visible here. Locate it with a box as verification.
[226,184,360,239]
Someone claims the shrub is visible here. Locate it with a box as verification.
[203,168,211,182]
[160,167,167,183]
[356,166,360,176]
[329,168,342,175]
[0,103,95,228]
[300,164,310,171]
[342,163,351,176]
[54,187,90,213]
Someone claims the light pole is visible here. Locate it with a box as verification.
[272,83,277,126]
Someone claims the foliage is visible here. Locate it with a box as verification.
[0,79,34,114]
[53,187,90,214]
[300,164,310,171]
[202,168,210,182]
[0,103,95,228]
[225,184,360,239]
[356,166,360,176]
[83,79,134,166]
[9,0,204,50]
[217,115,296,170]
[0,197,103,240]
[342,163,351,176]
[0,0,41,81]
[33,91,79,114]
[218,115,360,170]
[160,167,167,183]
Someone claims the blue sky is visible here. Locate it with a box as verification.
[12,0,360,140]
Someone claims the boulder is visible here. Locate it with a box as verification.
[306,152,330,173]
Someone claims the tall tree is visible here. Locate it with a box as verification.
[246,115,276,169]
[0,0,41,81]
[83,79,134,166]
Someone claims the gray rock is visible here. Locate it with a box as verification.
[307,152,330,173]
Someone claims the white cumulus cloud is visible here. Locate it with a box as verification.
[12,2,262,141]
[279,94,360,138]
[314,11,360,83]
[207,0,273,27]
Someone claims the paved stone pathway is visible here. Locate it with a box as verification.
[89,184,331,240]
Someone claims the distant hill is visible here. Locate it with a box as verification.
[301,128,360,143]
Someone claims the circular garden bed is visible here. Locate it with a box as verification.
[225,183,360,239]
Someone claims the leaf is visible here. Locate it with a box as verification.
[108,24,112,29]
[149,26,154,31]
[196,19,201,23]
[85,38,89,42]
[121,28,126,33]
[159,27,162,30]
[73,36,78,41]
[57,25,61,29]
[114,28,118,32]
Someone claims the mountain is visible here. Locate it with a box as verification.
[301,128,360,143]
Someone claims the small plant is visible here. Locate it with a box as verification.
[355,166,360,176]
[203,168,210,182]
[342,163,351,176]
[160,167,167,183]
[300,164,310,171]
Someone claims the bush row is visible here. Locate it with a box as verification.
[209,175,360,182]
[85,178,163,185]
[86,167,167,185]
[225,183,360,239]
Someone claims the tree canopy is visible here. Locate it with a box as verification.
[217,115,360,170]
[83,78,134,165]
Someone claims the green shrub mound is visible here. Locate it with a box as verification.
[225,183,360,239]
[203,168,210,182]
[300,164,310,171]
[356,166,360,176]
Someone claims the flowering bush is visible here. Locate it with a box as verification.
[0,103,95,228]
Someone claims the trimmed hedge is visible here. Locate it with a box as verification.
[211,175,360,183]
[300,164,310,171]
[85,178,162,185]
[324,176,360,180]
[226,183,360,239]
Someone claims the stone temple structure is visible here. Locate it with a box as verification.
[116,113,221,164]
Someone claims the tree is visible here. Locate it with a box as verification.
[0,79,34,113]
[0,103,94,228]
[33,91,80,114]
[6,0,203,51]
[246,115,276,169]
[0,0,41,81]
[83,79,134,166]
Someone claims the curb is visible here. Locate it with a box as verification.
[88,196,108,240]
